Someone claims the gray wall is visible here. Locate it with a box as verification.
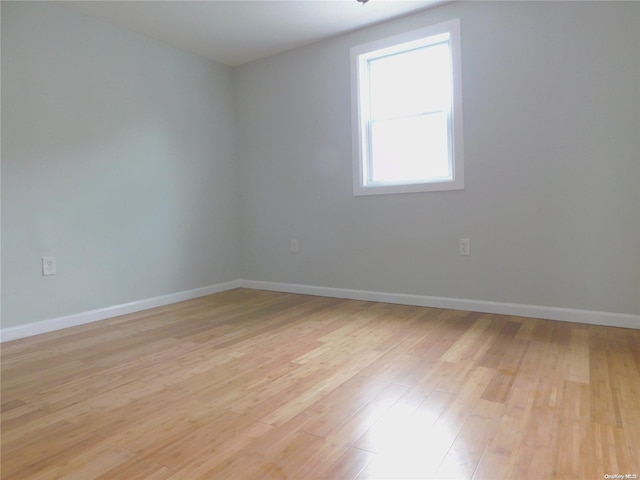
[1,2,239,328]
[234,1,640,315]
[2,1,639,330]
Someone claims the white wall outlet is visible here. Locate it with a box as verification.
[42,256,56,275]
[459,238,470,256]
[290,238,300,254]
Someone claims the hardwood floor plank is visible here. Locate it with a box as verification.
[2,288,638,480]
[316,446,374,480]
[480,338,528,404]
[27,448,136,480]
[589,326,624,427]
[167,421,275,478]
[475,318,521,369]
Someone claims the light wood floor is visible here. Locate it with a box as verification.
[2,289,639,480]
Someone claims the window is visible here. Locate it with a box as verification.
[351,20,464,195]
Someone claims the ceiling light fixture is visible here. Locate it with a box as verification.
[356,0,370,4]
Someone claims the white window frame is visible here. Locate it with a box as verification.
[351,19,464,196]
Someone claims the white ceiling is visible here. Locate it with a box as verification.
[61,0,446,67]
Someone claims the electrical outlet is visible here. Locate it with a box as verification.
[290,239,300,254]
[42,256,56,275]
[459,238,470,256]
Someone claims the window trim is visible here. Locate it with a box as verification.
[351,19,464,196]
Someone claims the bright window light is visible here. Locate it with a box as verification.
[351,20,464,195]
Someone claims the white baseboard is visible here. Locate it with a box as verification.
[2,278,637,342]
[241,280,640,330]
[0,280,242,343]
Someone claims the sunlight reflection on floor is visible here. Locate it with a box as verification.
[360,401,469,479]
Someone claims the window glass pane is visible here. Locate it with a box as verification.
[370,112,450,183]
[368,42,452,120]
